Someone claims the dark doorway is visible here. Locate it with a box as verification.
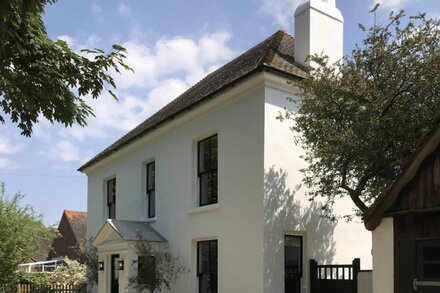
[111,254,120,293]
[285,235,302,293]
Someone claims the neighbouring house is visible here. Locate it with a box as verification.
[18,210,88,273]
[364,121,440,293]
[79,1,372,292]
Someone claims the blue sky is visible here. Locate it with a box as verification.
[1,0,439,226]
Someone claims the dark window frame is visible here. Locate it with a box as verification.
[107,178,116,219]
[197,240,218,293]
[417,239,440,281]
[147,161,156,218]
[284,234,303,277]
[197,134,218,206]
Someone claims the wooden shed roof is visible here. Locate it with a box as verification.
[363,121,440,231]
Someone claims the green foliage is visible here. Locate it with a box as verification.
[17,271,53,285]
[0,0,132,136]
[17,258,87,287]
[51,257,87,286]
[74,238,98,286]
[0,182,57,284]
[282,10,440,219]
[128,238,187,293]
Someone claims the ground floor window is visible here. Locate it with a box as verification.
[285,235,302,293]
[197,240,218,293]
[138,255,157,286]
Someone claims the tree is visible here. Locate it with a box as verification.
[0,182,56,284]
[75,238,98,287]
[0,0,132,136]
[51,257,87,287]
[281,10,440,219]
[128,238,187,293]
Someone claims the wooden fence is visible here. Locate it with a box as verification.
[0,284,87,293]
[310,258,361,293]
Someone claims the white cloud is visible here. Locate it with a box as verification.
[117,3,131,15]
[46,140,81,162]
[52,31,235,143]
[0,158,11,169]
[260,0,303,27]
[114,32,235,89]
[0,136,24,154]
[64,78,189,141]
[371,0,420,10]
[91,3,102,14]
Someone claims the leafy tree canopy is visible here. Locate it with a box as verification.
[283,10,440,219]
[0,182,57,285]
[0,0,131,136]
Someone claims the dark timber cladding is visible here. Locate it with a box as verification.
[387,147,440,216]
[78,30,307,172]
[363,121,440,293]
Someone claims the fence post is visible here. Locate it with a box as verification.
[352,258,360,293]
[310,259,317,293]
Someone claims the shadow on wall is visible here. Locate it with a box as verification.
[264,167,337,292]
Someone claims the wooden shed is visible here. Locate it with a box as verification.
[364,122,440,293]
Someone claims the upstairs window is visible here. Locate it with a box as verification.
[198,135,218,206]
[147,161,156,218]
[107,178,116,219]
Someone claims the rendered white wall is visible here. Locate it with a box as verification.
[263,74,372,293]
[372,217,394,293]
[86,75,266,293]
[294,0,344,66]
[358,271,373,293]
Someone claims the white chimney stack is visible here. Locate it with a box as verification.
[294,0,344,66]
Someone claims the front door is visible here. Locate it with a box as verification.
[111,254,120,293]
[285,235,302,293]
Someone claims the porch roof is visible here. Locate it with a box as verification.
[93,219,167,246]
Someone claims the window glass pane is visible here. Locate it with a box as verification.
[424,246,440,262]
[285,235,302,277]
[423,264,440,279]
[147,162,155,191]
[148,190,155,218]
[200,173,218,206]
[198,135,218,206]
[198,240,218,293]
[107,179,116,204]
[138,256,156,285]
[107,178,116,219]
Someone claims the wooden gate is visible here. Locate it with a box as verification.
[310,258,360,293]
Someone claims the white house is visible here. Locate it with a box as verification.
[79,1,372,292]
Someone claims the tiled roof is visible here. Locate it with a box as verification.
[48,210,88,261]
[79,30,306,172]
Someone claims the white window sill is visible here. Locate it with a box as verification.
[188,203,220,215]
[146,217,157,223]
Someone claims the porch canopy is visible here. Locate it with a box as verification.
[93,219,167,253]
